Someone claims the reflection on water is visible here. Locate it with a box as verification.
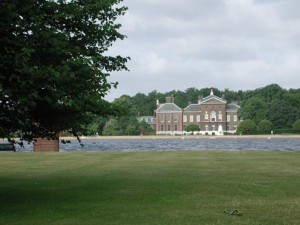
[14,137,300,152]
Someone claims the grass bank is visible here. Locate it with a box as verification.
[0,151,299,225]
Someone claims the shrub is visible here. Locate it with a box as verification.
[257,120,273,134]
[237,119,257,135]
[292,119,300,133]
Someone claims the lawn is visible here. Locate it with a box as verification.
[0,151,299,225]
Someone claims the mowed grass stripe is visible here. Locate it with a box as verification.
[0,151,299,225]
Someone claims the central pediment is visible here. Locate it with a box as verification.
[200,95,227,105]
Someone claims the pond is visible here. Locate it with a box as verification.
[13,137,300,152]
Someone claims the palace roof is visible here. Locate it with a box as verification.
[156,103,182,112]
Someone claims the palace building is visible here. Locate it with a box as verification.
[155,90,240,135]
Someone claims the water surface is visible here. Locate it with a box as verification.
[14,137,300,152]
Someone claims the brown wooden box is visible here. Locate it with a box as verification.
[33,138,59,152]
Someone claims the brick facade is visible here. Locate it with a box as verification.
[155,97,183,135]
[155,91,240,135]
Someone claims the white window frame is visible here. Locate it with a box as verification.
[190,115,194,123]
[234,115,238,122]
[205,112,208,121]
[227,115,231,122]
[210,111,216,122]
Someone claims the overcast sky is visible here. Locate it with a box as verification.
[105,0,300,101]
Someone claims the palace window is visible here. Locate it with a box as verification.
[205,112,208,121]
[168,125,171,131]
[210,111,216,122]
[167,114,171,122]
[174,115,178,123]
[234,115,238,122]
[227,115,231,122]
[196,115,201,122]
[183,115,187,122]
[190,115,194,122]
[218,112,222,121]
[161,125,164,131]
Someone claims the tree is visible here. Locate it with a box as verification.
[138,120,154,135]
[113,95,136,116]
[267,99,297,129]
[284,91,300,119]
[238,97,268,123]
[80,116,108,136]
[185,87,201,103]
[222,88,237,103]
[102,118,123,136]
[255,84,284,102]
[165,90,186,108]
[124,120,153,135]
[292,119,300,133]
[185,124,200,132]
[131,92,153,116]
[257,120,273,134]
[0,0,129,142]
[237,119,257,135]
[146,90,165,113]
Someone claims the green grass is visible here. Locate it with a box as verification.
[0,151,299,225]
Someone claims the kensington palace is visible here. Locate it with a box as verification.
[154,90,240,135]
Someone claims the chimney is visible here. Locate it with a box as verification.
[165,96,173,103]
[198,95,203,104]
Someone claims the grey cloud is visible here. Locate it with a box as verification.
[105,0,300,101]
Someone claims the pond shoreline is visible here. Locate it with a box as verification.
[61,134,300,140]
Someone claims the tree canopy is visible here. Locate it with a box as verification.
[257,120,273,134]
[79,84,300,136]
[103,84,300,136]
[0,0,129,142]
[237,119,257,135]
[184,124,200,132]
[292,119,300,133]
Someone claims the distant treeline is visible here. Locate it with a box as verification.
[117,84,300,130]
[76,84,300,136]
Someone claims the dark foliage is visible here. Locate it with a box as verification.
[0,0,129,142]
